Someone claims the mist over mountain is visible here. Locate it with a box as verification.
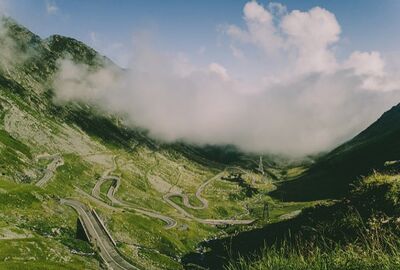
[50,2,400,157]
[272,102,400,201]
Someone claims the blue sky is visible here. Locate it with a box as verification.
[3,0,400,67]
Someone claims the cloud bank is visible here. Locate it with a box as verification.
[52,1,400,157]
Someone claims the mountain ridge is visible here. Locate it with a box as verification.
[0,18,284,269]
[273,102,400,201]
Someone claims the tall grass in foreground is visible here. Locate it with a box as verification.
[226,172,400,270]
[226,224,400,270]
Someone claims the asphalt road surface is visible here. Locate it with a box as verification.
[163,172,254,225]
[36,154,64,187]
[62,199,139,270]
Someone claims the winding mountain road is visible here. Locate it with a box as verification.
[163,172,219,210]
[92,155,253,228]
[104,178,177,229]
[35,154,64,187]
[39,152,252,270]
[91,157,177,229]
[163,171,254,225]
[61,199,139,270]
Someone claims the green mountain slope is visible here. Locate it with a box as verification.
[4,15,398,270]
[0,17,296,269]
[273,103,400,201]
[186,171,400,269]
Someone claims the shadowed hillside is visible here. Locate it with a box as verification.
[272,103,400,201]
[184,172,400,269]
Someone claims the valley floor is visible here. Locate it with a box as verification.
[0,142,309,270]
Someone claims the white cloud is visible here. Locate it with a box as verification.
[0,16,34,76]
[344,51,400,92]
[53,48,400,156]
[281,7,341,74]
[243,1,283,53]
[51,1,400,157]
[244,1,272,23]
[345,51,385,77]
[46,0,59,15]
[226,3,341,75]
[208,62,230,81]
[226,1,282,54]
